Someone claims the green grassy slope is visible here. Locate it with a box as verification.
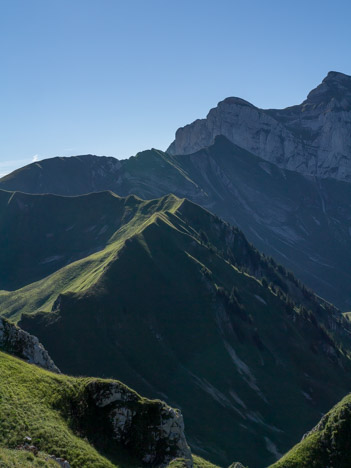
[0,349,214,468]
[0,448,58,467]
[1,137,351,309]
[270,392,351,468]
[0,350,130,468]
[2,192,351,467]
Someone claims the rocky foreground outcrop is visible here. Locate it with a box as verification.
[80,380,193,467]
[0,318,193,467]
[0,317,60,372]
[168,71,351,181]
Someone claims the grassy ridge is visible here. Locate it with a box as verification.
[0,193,183,321]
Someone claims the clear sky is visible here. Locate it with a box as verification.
[1,0,351,176]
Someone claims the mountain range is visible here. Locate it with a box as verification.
[1,71,351,468]
[1,135,350,310]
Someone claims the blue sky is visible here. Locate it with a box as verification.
[1,0,351,175]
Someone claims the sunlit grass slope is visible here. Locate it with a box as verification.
[0,448,58,467]
[0,350,124,468]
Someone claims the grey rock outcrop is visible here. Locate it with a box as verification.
[85,380,193,467]
[168,71,351,181]
[0,317,60,373]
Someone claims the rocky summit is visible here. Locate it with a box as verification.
[168,71,351,181]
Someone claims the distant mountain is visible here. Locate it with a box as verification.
[0,154,122,196]
[168,71,351,182]
[271,392,351,468]
[1,136,351,310]
[2,190,351,466]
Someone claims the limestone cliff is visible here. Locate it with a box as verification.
[168,71,351,181]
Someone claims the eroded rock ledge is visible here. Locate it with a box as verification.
[0,317,60,373]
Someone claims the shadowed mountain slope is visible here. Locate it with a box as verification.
[0,303,219,468]
[0,154,122,196]
[1,191,351,466]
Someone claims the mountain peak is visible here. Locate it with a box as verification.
[306,70,351,103]
[219,97,255,108]
[323,70,351,84]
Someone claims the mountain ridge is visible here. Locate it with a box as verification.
[1,136,350,310]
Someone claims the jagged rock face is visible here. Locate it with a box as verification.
[0,317,59,373]
[168,71,351,181]
[86,381,193,467]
